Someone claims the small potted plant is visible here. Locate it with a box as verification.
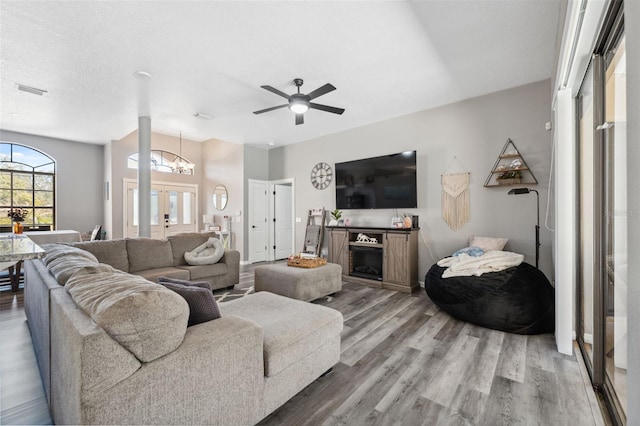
[497,170,522,185]
[329,209,343,226]
[7,208,28,234]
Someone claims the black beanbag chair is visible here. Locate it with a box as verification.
[425,262,554,334]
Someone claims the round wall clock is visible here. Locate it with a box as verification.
[310,162,333,190]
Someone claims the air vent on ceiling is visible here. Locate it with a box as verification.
[15,83,48,96]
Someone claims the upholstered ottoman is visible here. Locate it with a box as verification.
[254,262,342,301]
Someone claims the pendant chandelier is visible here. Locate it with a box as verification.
[169,131,195,174]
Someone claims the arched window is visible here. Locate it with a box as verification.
[128,150,195,175]
[0,143,56,230]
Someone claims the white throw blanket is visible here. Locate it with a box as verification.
[437,250,524,278]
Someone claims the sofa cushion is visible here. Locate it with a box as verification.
[71,239,130,272]
[185,238,225,266]
[175,263,228,281]
[42,243,98,265]
[220,292,343,377]
[158,276,212,290]
[133,267,190,283]
[126,238,174,273]
[42,244,100,285]
[65,266,189,362]
[160,281,221,326]
[167,232,215,266]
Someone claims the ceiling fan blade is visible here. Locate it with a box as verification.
[309,102,345,115]
[260,85,290,99]
[253,104,288,114]
[306,83,336,100]
[295,113,304,125]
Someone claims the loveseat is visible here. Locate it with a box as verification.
[24,242,343,425]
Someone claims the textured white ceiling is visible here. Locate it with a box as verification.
[0,1,560,147]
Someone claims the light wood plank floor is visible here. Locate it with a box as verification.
[1,264,606,425]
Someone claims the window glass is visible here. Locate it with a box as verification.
[183,192,192,224]
[150,190,159,225]
[169,191,178,225]
[0,143,56,229]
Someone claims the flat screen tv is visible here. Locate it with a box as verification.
[335,151,417,210]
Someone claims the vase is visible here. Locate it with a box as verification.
[403,216,412,228]
[13,222,24,234]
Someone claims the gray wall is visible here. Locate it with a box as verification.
[242,145,269,260]
[201,137,245,257]
[625,1,639,422]
[269,80,554,281]
[0,129,104,234]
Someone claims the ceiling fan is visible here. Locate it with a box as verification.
[253,78,345,125]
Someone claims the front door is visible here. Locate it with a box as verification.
[125,181,197,238]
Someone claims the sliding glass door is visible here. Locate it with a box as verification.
[576,2,626,423]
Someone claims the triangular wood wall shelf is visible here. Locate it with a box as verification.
[484,139,538,187]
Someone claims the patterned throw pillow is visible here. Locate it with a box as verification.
[160,281,221,326]
[452,246,485,257]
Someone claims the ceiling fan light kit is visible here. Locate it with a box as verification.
[254,78,345,125]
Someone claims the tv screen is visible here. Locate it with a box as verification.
[335,151,417,210]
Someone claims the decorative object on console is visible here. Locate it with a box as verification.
[328,208,342,226]
[356,233,378,244]
[484,139,538,187]
[508,187,540,268]
[253,78,345,126]
[202,214,214,231]
[310,162,333,190]
[403,214,412,229]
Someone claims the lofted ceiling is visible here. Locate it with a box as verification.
[0,1,560,147]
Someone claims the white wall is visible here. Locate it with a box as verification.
[270,80,554,281]
[0,129,104,234]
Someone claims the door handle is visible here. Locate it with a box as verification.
[252,225,257,228]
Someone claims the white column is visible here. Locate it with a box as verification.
[554,88,575,355]
[138,116,151,238]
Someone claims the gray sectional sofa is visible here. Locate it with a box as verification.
[24,235,343,425]
[70,232,240,290]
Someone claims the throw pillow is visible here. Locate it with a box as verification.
[184,237,224,266]
[158,276,212,291]
[452,246,485,257]
[160,281,221,326]
[469,236,508,251]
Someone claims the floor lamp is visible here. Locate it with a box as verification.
[508,188,540,269]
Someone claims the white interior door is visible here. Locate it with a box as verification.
[274,183,293,260]
[125,181,197,239]
[249,179,268,263]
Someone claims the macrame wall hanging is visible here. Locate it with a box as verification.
[441,157,470,231]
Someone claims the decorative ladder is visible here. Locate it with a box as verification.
[303,208,326,256]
